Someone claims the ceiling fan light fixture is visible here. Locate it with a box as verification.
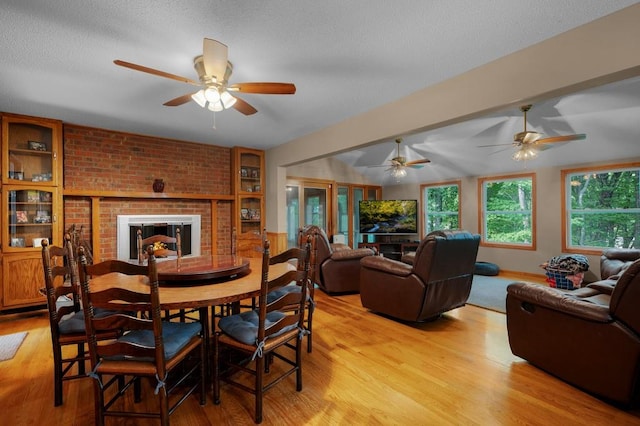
[390,166,407,181]
[204,87,221,103]
[220,90,237,108]
[512,145,538,161]
[207,100,224,112]
[191,90,207,108]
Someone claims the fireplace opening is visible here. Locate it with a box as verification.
[128,223,192,260]
[117,215,201,261]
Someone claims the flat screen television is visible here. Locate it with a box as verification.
[358,200,418,235]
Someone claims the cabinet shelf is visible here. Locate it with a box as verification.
[9,148,53,156]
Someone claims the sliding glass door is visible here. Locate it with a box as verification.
[286,178,333,248]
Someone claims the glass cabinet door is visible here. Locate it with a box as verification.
[239,195,263,234]
[3,116,60,186]
[234,147,265,237]
[4,187,56,251]
[238,151,263,194]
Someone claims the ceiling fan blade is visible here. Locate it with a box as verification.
[232,96,258,115]
[163,92,197,107]
[202,38,229,82]
[478,142,514,148]
[229,82,296,94]
[114,60,199,85]
[536,134,587,144]
[488,146,515,156]
[405,159,431,166]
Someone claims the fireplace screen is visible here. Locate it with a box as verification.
[117,215,201,261]
[128,223,192,260]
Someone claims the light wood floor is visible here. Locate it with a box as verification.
[1,281,639,426]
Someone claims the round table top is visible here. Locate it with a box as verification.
[155,254,250,283]
[89,257,290,310]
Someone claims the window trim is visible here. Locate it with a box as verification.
[478,172,536,250]
[420,180,461,237]
[561,161,640,255]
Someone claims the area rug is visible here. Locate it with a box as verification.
[467,275,515,314]
[0,331,28,362]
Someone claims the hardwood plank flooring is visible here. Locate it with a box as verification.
[1,284,639,425]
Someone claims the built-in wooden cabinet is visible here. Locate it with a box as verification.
[232,147,266,258]
[1,113,63,310]
[232,147,265,236]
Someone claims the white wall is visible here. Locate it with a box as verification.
[286,157,373,184]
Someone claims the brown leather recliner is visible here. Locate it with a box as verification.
[300,225,375,294]
[359,230,480,322]
[506,249,640,406]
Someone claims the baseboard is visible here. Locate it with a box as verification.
[498,269,547,284]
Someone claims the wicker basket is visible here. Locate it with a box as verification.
[544,267,581,290]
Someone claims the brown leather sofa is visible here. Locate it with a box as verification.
[300,225,375,294]
[506,248,640,406]
[359,230,480,322]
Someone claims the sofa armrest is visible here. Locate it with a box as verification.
[360,255,413,277]
[507,282,612,323]
[330,243,351,252]
[400,252,415,265]
[586,279,617,295]
[330,247,374,261]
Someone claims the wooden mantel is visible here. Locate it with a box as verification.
[63,189,235,262]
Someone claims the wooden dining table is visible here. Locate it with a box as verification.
[88,255,291,309]
[88,254,292,371]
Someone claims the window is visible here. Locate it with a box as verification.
[479,173,536,249]
[563,164,640,253]
[421,181,460,236]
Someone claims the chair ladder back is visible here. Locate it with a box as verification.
[257,239,311,342]
[137,227,181,264]
[41,233,90,407]
[78,245,166,368]
[42,234,80,324]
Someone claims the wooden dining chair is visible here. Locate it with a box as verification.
[78,245,205,426]
[41,233,93,406]
[214,237,311,424]
[137,227,181,264]
[138,227,196,322]
[213,227,265,320]
[296,226,318,352]
[262,228,317,353]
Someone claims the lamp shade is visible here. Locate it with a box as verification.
[204,88,221,103]
[512,145,538,161]
[220,91,237,108]
[191,90,207,108]
[207,100,224,112]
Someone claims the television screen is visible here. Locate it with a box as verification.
[359,200,418,234]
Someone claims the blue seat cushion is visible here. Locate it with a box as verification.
[218,310,297,345]
[117,321,201,360]
[58,308,123,335]
[266,284,308,303]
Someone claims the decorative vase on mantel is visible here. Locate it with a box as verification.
[152,178,165,193]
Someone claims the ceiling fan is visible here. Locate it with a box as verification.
[371,138,431,180]
[479,104,586,161]
[114,38,296,116]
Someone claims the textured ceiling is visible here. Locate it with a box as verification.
[1,1,639,184]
